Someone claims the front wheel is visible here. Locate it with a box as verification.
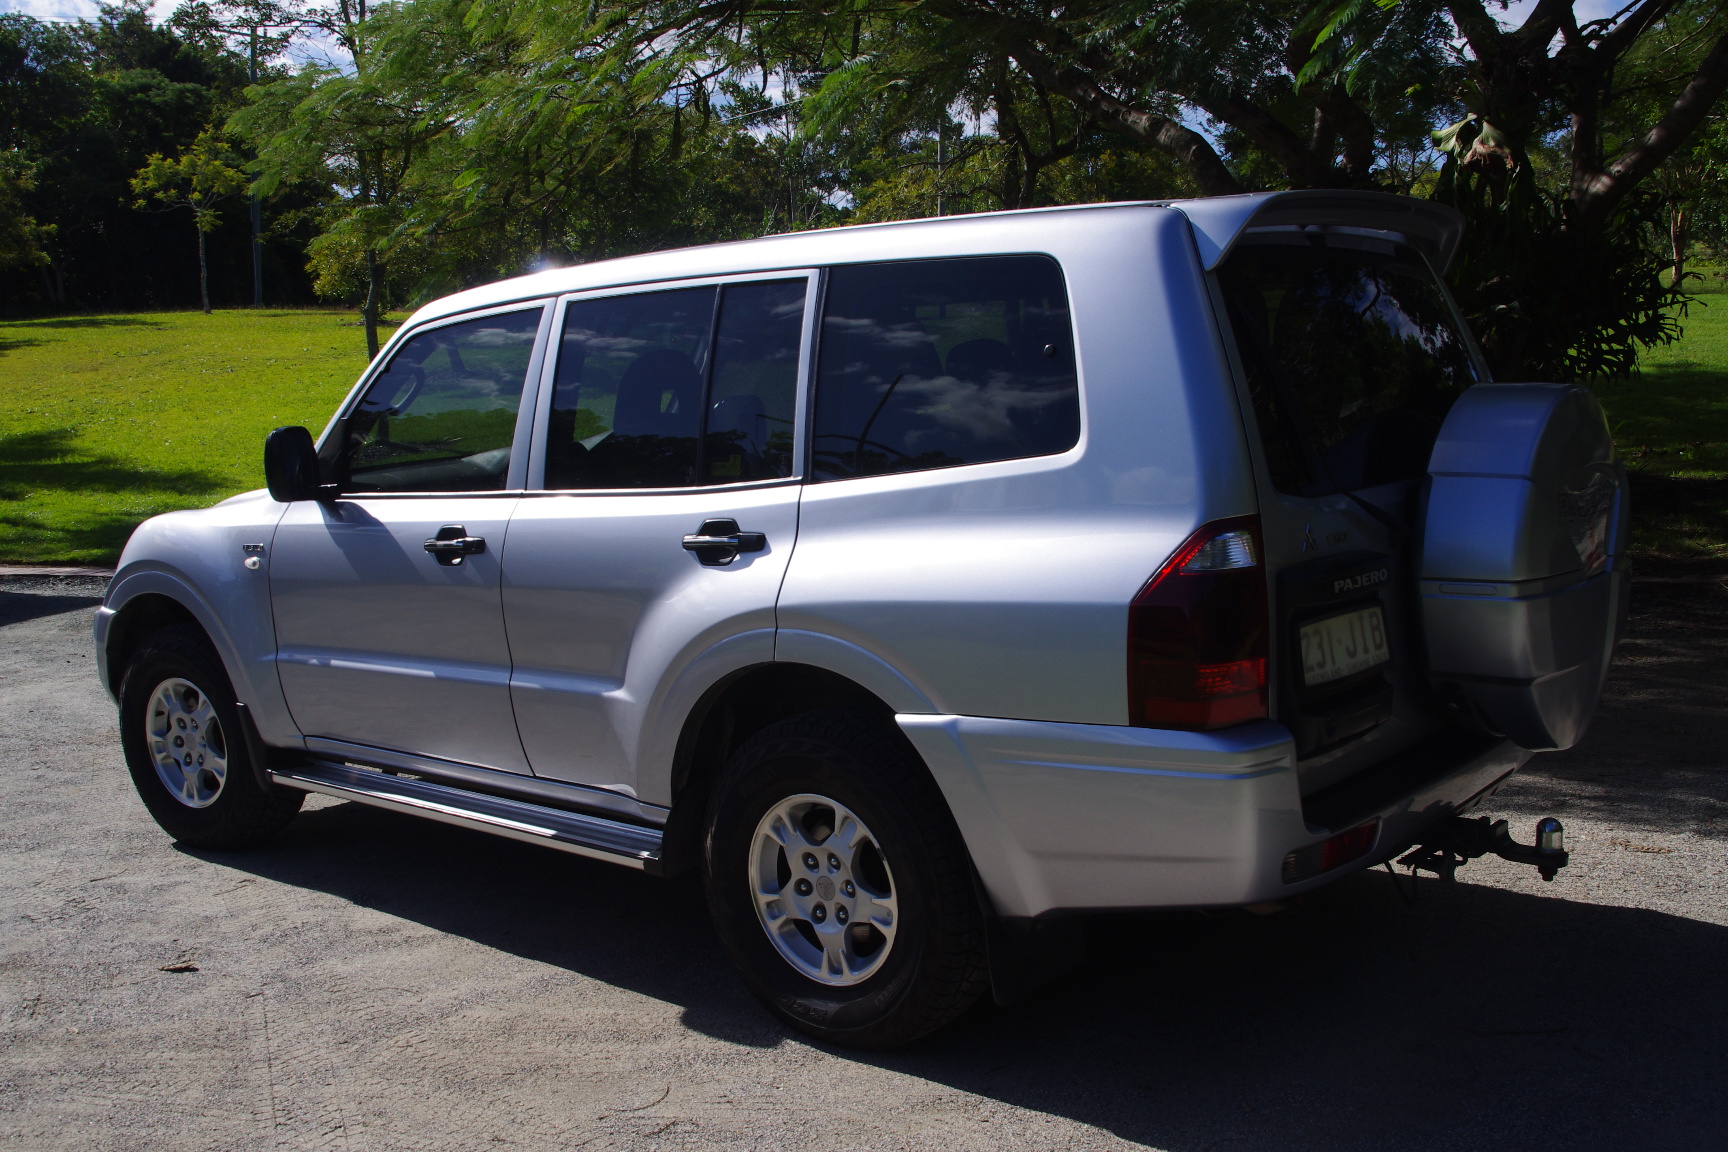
[703,712,988,1048]
[118,624,302,849]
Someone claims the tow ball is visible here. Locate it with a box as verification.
[1398,816,1570,882]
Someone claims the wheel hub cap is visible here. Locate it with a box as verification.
[748,793,897,987]
[145,677,228,809]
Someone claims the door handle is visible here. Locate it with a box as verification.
[424,525,486,565]
[682,518,766,566]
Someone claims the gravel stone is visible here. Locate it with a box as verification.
[1,582,1722,1150]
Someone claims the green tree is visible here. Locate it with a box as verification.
[0,150,51,268]
[132,129,249,312]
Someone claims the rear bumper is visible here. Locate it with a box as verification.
[898,714,1528,918]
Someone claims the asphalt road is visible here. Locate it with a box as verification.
[1,575,1724,1151]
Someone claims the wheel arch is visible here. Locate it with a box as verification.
[102,589,204,697]
[658,661,911,877]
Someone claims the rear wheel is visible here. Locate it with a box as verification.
[118,624,302,848]
[703,712,988,1048]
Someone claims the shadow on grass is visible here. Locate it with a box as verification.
[0,428,230,563]
[0,428,227,502]
[0,510,167,564]
[1626,471,1728,565]
[3,316,168,331]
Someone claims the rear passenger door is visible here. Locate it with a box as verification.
[501,274,812,800]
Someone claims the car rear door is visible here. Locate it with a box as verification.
[1214,233,1486,792]
[270,303,551,773]
[500,273,813,801]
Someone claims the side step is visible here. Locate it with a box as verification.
[270,759,663,870]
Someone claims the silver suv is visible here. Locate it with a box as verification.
[95,191,1626,1048]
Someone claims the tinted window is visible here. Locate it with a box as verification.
[1218,238,1478,496]
[546,287,715,489]
[706,280,804,482]
[545,280,806,489]
[812,256,1079,480]
[338,309,541,493]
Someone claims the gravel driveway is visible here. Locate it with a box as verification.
[1,575,1724,1151]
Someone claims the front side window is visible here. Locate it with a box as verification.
[1218,236,1479,496]
[336,308,542,493]
[812,255,1080,480]
[544,279,806,489]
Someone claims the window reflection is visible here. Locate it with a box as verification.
[812,256,1080,480]
[1220,239,1478,496]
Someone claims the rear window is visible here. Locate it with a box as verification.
[812,255,1079,480]
[1218,236,1479,496]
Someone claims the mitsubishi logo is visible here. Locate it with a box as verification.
[1301,523,1319,552]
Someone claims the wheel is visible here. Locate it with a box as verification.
[703,711,989,1048]
[118,624,303,849]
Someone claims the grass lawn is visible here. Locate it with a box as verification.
[1592,270,1728,570]
[0,310,388,564]
[0,291,1723,567]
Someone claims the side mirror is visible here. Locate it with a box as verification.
[264,425,323,502]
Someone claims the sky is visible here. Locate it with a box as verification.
[1,0,174,21]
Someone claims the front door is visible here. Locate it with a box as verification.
[271,304,549,773]
[503,275,811,799]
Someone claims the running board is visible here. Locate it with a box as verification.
[270,759,663,870]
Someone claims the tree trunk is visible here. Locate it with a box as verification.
[250,28,263,308]
[362,247,382,359]
[1671,199,1689,287]
[197,225,210,314]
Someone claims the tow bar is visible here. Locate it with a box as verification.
[1398,816,1570,882]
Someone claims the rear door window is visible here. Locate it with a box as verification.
[1218,237,1479,496]
[544,279,806,489]
[811,255,1079,480]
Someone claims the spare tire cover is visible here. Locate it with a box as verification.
[1421,383,1629,750]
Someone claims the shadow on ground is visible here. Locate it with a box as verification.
[1511,581,1728,835]
[0,590,101,627]
[160,570,1728,1149]
[210,799,1726,1151]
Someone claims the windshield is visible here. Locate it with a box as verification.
[1218,235,1480,496]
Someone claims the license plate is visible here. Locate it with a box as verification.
[1300,605,1390,687]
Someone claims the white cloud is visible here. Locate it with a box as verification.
[0,0,177,20]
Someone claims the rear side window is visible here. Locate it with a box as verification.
[812,256,1079,480]
[1218,237,1479,496]
[338,308,541,493]
[545,279,805,489]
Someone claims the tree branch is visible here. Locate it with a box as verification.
[1006,43,1243,195]
[1594,0,1675,65]
[1309,86,1377,180]
[1187,91,1336,187]
[1510,0,1579,54]
[1447,0,1506,64]
[1575,30,1728,225]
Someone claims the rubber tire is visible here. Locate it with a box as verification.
[118,624,303,849]
[703,711,989,1049]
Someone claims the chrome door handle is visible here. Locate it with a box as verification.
[682,519,766,566]
[424,525,486,565]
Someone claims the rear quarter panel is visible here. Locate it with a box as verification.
[777,208,1255,724]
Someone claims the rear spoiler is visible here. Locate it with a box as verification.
[1170,190,1466,275]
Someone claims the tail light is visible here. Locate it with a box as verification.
[1128,516,1268,730]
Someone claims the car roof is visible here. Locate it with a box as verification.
[403,191,1464,329]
